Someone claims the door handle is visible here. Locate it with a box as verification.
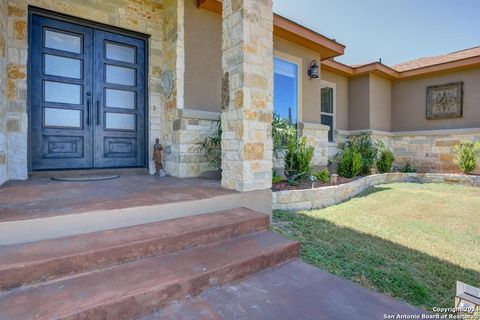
[96,100,101,126]
[86,98,91,125]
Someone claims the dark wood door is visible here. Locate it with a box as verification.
[93,30,146,168]
[30,15,94,170]
[30,13,146,170]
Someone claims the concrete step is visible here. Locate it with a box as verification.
[0,232,300,320]
[0,208,269,291]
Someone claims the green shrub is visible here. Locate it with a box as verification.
[454,140,480,173]
[345,134,381,175]
[284,136,314,183]
[272,170,285,184]
[376,149,395,173]
[313,168,330,183]
[272,113,297,154]
[337,147,362,178]
[400,161,417,173]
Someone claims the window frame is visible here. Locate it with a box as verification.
[273,51,303,124]
[320,80,336,143]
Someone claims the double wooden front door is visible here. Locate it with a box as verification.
[30,13,146,170]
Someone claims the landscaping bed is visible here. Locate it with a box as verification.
[271,175,357,191]
[272,182,480,310]
[272,172,480,210]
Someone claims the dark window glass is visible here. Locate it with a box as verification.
[321,114,334,142]
[321,87,333,113]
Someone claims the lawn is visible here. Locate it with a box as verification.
[272,182,480,310]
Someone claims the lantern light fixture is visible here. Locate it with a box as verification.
[308,60,319,79]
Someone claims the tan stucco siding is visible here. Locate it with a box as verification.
[369,74,391,131]
[391,68,480,131]
[273,37,321,123]
[321,70,349,130]
[184,0,222,112]
[348,75,370,130]
[184,5,326,123]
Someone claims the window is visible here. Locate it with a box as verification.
[321,84,335,142]
[274,57,298,124]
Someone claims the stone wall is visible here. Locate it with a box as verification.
[220,0,274,192]
[4,0,164,180]
[162,0,185,176]
[0,0,7,183]
[300,122,329,168]
[168,109,220,177]
[337,128,480,174]
[273,172,480,210]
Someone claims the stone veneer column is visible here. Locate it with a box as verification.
[162,0,187,177]
[221,0,274,192]
[0,0,7,183]
[4,1,28,180]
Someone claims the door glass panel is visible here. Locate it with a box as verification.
[106,42,135,63]
[105,65,135,86]
[44,29,81,53]
[45,54,81,79]
[44,81,82,104]
[105,113,135,130]
[44,107,81,128]
[105,89,135,109]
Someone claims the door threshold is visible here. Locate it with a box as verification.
[29,168,148,179]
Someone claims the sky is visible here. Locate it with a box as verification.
[273,0,480,66]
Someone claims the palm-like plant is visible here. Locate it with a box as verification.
[195,118,222,170]
[272,113,297,154]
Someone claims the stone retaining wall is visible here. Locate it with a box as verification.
[273,172,480,210]
[337,128,480,174]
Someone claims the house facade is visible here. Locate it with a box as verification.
[0,0,479,188]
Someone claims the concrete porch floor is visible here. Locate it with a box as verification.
[0,173,273,246]
[0,174,234,223]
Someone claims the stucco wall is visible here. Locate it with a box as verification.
[369,74,391,131]
[273,36,321,123]
[391,67,480,131]
[184,0,222,112]
[321,70,349,131]
[4,0,165,180]
[348,75,370,130]
[183,5,326,125]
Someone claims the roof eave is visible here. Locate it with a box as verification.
[198,0,345,60]
[323,56,480,80]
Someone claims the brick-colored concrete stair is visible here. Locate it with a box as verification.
[0,208,299,319]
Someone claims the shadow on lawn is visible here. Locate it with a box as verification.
[355,186,393,198]
[272,210,480,311]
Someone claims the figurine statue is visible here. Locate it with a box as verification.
[153,138,165,176]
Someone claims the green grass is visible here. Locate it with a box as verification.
[272,183,480,310]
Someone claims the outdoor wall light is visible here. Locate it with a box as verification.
[308,60,319,79]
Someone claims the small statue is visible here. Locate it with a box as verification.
[153,138,165,176]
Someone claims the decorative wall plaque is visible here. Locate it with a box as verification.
[160,70,174,98]
[426,82,463,120]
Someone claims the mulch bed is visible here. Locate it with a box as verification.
[272,176,359,191]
